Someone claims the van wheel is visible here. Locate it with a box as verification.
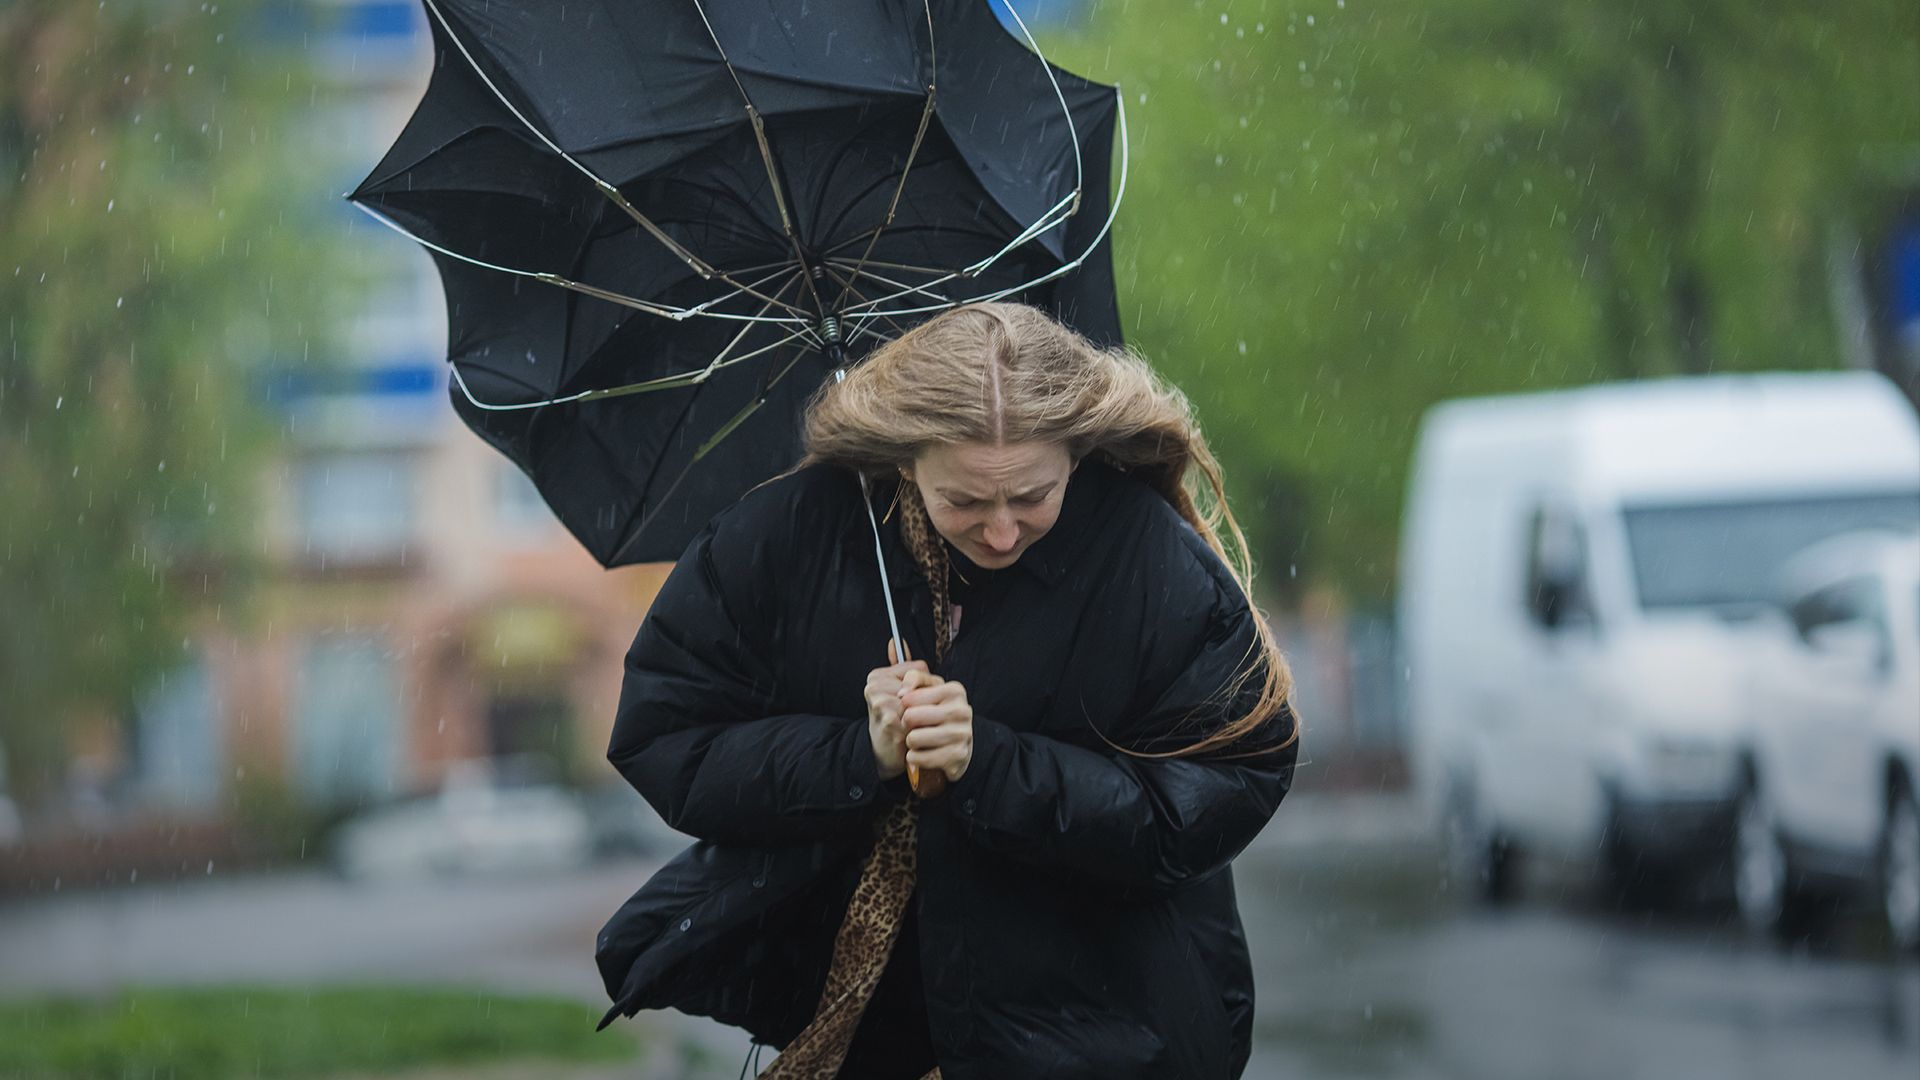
[1443,781,1519,905]
[1879,780,1920,953]
[1732,779,1786,935]
[1730,778,1823,940]
[1601,804,1675,912]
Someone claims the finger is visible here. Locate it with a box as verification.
[887,639,915,665]
[904,702,969,729]
[907,744,968,772]
[898,669,944,696]
[905,725,965,752]
[900,682,963,708]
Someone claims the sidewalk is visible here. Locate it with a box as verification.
[1245,790,1432,858]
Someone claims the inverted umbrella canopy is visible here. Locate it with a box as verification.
[349,0,1125,566]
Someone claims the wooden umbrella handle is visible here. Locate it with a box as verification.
[889,638,948,799]
[910,766,947,799]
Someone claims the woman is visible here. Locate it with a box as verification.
[596,302,1300,1080]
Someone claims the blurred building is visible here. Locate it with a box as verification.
[124,0,666,821]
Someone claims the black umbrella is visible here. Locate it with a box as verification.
[347,0,1127,568]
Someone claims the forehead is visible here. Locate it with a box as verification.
[918,441,1069,491]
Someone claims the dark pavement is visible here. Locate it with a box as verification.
[3,794,1916,1079]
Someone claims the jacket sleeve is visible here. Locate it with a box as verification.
[606,510,893,847]
[938,555,1298,894]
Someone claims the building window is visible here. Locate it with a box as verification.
[297,451,416,561]
[134,653,224,810]
[293,635,403,804]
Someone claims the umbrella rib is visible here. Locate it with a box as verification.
[977,0,1085,257]
[658,260,806,323]
[689,0,836,320]
[815,263,909,340]
[831,84,938,314]
[449,270,809,411]
[711,257,804,279]
[845,313,895,349]
[825,256,965,277]
[834,92,1131,321]
[406,0,1122,331]
[449,323,814,411]
[816,3,1097,294]
[825,261,955,308]
[416,0,813,320]
[812,2,1093,296]
[831,0,939,313]
[602,329,815,566]
[351,200,809,326]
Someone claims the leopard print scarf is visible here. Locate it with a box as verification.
[758,481,950,1080]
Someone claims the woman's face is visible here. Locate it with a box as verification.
[905,441,1077,570]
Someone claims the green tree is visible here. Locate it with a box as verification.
[1046,0,1918,601]
[0,0,343,804]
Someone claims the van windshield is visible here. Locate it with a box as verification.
[1622,492,1920,610]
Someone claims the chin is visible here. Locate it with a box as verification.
[968,546,1021,568]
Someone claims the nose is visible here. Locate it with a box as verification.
[982,511,1019,553]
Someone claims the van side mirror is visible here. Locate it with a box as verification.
[1525,506,1593,632]
[1804,619,1889,679]
[1529,571,1584,630]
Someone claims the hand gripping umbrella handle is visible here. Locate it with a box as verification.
[842,371,948,801]
[887,638,948,799]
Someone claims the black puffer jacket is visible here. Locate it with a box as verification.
[596,458,1297,1079]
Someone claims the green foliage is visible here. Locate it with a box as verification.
[0,1,348,800]
[1046,0,1920,600]
[0,986,641,1079]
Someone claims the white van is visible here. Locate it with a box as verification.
[1398,371,1920,903]
[1738,530,1920,945]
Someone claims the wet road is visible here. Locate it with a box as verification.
[1238,796,1920,1080]
[2,794,1915,1079]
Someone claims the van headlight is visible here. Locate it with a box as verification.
[1642,736,1738,796]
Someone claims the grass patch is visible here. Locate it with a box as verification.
[0,985,642,1079]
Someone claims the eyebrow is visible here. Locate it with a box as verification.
[937,482,1057,501]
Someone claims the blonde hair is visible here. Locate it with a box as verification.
[797,302,1297,759]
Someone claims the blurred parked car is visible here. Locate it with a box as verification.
[331,755,594,881]
[1734,530,1920,948]
[1400,371,1920,905]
